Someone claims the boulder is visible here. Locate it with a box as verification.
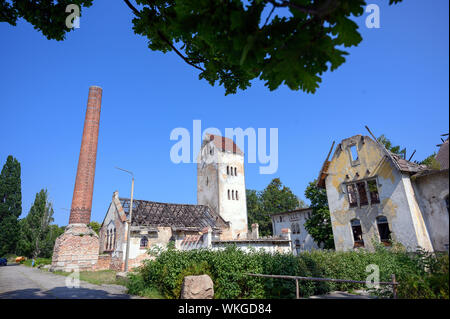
[180,275,214,299]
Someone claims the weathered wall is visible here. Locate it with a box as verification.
[197,139,248,239]
[212,240,291,254]
[413,170,449,251]
[325,135,433,252]
[271,210,319,254]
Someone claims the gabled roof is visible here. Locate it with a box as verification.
[206,134,243,155]
[119,198,229,231]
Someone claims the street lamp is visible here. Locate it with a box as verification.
[115,166,134,272]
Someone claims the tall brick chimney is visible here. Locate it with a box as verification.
[69,86,102,225]
[51,86,102,272]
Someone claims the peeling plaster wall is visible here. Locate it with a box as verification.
[413,171,449,251]
[197,140,248,239]
[325,135,434,252]
[271,210,319,254]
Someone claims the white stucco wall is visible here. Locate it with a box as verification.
[271,209,319,254]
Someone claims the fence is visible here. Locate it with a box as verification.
[246,273,399,299]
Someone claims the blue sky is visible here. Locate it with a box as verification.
[0,0,448,226]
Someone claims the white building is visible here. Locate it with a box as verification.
[271,208,319,255]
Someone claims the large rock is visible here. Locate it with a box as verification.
[180,275,214,299]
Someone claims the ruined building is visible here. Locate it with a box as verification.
[317,134,449,252]
[98,134,291,271]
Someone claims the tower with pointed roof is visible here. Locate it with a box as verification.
[197,134,248,239]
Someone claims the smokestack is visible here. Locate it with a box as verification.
[69,86,102,225]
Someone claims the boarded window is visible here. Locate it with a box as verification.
[140,236,148,248]
[368,180,380,204]
[357,182,369,206]
[377,216,391,245]
[347,184,358,207]
[351,219,364,248]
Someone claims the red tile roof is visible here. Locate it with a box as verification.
[207,134,244,155]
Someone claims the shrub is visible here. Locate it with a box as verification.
[127,245,449,299]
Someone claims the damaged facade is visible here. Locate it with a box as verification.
[98,134,291,271]
[318,134,449,252]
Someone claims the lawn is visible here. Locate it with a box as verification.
[51,269,128,286]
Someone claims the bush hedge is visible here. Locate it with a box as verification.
[126,244,448,299]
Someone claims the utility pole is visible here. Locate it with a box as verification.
[115,167,134,272]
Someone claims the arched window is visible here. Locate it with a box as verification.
[234,167,237,176]
[351,219,364,248]
[106,229,110,251]
[231,167,234,176]
[140,236,148,248]
[376,216,391,246]
[236,190,239,200]
[228,189,230,200]
[232,190,235,200]
[227,166,229,175]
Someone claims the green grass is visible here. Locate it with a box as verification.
[23,258,51,267]
[52,270,125,286]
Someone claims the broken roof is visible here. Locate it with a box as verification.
[436,139,449,170]
[206,134,244,155]
[316,135,429,188]
[119,198,229,231]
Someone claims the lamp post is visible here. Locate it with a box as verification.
[115,167,134,272]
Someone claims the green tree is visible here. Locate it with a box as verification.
[304,180,334,249]
[377,134,406,158]
[419,152,441,170]
[1,0,403,95]
[88,221,101,234]
[247,178,301,236]
[17,189,55,258]
[0,156,22,256]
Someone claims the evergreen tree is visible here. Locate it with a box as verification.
[0,156,22,256]
[17,189,55,258]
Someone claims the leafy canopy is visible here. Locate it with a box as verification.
[304,180,334,249]
[1,0,403,94]
[247,178,304,236]
[17,189,60,258]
